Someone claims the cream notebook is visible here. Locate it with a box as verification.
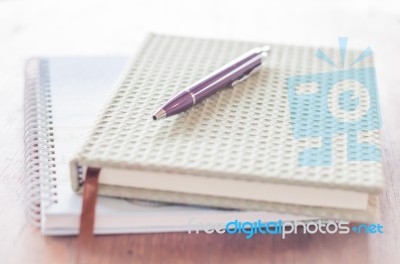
[70,34,383,222]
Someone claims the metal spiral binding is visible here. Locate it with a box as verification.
[24,59,58,227]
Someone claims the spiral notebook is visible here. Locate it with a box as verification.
[23,56,304,235]
[71,34,383,224]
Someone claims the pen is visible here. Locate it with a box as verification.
[152,46,270,120]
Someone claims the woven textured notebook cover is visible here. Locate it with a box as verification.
[71,34,383,222]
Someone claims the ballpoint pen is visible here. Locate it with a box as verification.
[152,46,270,120]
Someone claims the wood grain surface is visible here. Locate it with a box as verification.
[1,0,399,263]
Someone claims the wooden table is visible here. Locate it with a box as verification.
[1,0,399,263]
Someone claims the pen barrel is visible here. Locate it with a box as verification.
[162,91,196,117]
[190,53,263,103]
[186,48,264,92]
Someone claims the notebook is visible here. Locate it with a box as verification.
[24,56,304,235]
[70,34,383,222]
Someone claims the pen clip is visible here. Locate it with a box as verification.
[231,64,262,87]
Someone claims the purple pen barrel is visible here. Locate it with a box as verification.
[156,91,196,118]
[152,46,270,120]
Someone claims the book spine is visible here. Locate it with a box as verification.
[24,58,57,227]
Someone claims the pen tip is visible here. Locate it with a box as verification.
[152,108,166,120]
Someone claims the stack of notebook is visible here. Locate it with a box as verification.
[24,34,383,235]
